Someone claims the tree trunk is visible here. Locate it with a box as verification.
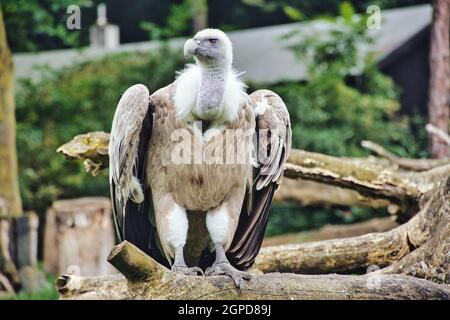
[189,0,208,31]
[0,8,22,216]
[428,0,450,158]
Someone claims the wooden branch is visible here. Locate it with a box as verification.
[361,140,449,171]
[57,131,109,176]
[426,123,450,147]
[255,225,410,274]
[57,240,450,300]
[56,273,127,300]
[285,150,425,214]
[58,132,448,215]
[255,174,450,283]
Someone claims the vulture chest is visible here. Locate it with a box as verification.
[148,119,253,212]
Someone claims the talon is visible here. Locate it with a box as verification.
[205,261,251,289]
[171,264,204,276]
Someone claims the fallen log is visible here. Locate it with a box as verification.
[57,241,450,300]
[56,273,126,300]
[255,174,450,283]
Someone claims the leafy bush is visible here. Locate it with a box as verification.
[16,47,185,215]
[258,4,428,235]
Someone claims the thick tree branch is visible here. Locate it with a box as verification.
[56,274,127,300]
[58,241,450,300]
[58,132,449,215]
[255,174,450,284]
[57,131,109,176]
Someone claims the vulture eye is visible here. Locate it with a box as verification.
[209,39,218,45]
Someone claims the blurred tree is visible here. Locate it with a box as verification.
[427,0,450,158]
[140,0,208,40]
[0,0,98,216]
[190,0,208,31]
[0,7,21,216]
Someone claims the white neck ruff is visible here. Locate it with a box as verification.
[174,64,247,123]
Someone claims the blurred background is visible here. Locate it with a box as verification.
[0,0,444,299]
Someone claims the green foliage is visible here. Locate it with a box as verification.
[16,47,185,215]
[268,3,427,158]
[140,0,208,40]
[140,0,192,40]
[258,3,428,235]
[266,203,387,237]
[2,0,96,52]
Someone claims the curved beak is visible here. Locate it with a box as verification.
[184,38,199,59]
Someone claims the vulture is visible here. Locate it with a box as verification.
[109,28,291,288]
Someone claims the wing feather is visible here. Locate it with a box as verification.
[227,89,291,270]
[109,84,168,267]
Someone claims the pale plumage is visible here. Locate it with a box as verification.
[109,29,291,288]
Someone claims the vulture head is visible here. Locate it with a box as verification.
[184,28,233,67]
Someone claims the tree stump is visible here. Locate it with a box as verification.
[44,197,116,276]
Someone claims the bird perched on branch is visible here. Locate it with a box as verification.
[109,28,291,288]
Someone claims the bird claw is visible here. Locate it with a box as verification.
[171,264,204,276]
[205,261,252,289]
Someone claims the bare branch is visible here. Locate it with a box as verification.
[426,123,450,147]
[361,140,449,171]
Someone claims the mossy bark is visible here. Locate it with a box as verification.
[0,8,22,216]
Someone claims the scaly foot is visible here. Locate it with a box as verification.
[205,261,251,289]
[171,263,204,276]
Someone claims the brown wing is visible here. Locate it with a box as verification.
[109,84,169,267]
[227,89,292,270]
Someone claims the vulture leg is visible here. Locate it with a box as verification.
[204,188,251,289]
[205,242,252,289]
[154,193,203,276]
[171,246,204,276]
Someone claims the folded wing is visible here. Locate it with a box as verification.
[109,84,168,267]
[227,89,292,270]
